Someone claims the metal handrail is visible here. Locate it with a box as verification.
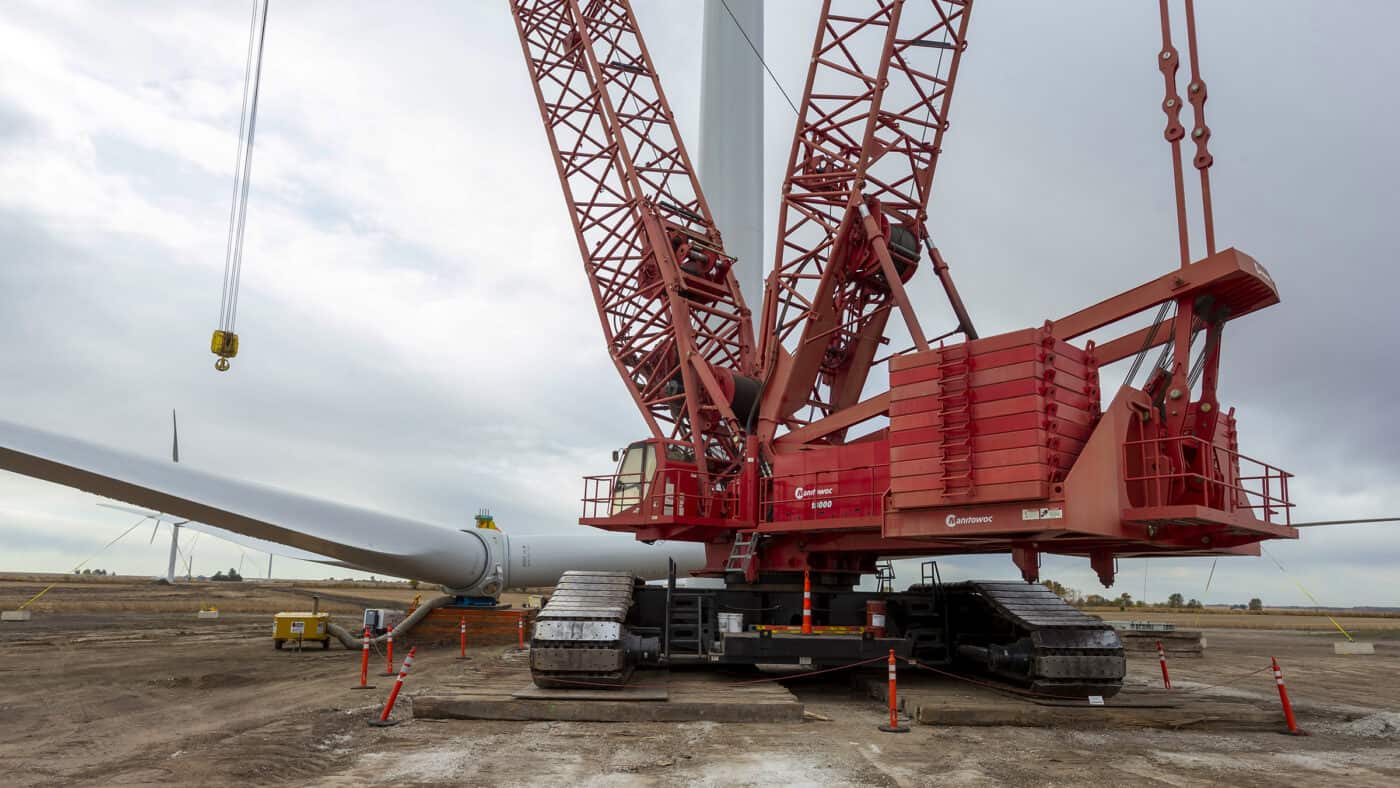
[581,468,739,521]
[1123,435,1293,526]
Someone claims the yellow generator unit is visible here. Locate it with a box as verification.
[273,612,331,650]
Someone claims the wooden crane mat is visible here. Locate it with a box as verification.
[414,666,803,723]
[858,674,1282,730]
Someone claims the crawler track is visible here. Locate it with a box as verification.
[944,581,1126,698]
[528,571,640,688]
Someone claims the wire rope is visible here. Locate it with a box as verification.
[213,0,271,370]
[718,0,799,115]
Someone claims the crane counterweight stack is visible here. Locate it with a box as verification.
[511,0,1293,696]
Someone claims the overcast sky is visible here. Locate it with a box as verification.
[1,1,1396,606]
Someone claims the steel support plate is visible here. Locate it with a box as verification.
[533,620,624,642]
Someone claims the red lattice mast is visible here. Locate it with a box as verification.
[757,0,977,447]
[511,0,757,498]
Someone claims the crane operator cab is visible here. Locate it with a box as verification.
[582,439,724,528]
[609,440,657,515]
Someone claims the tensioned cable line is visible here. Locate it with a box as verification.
[213,0,271,372]
[718,0,800,115]
[16,516,152,611]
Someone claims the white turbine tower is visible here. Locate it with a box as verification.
[166,409,183,582]
[98,409,188,582]
[700,0,764,322]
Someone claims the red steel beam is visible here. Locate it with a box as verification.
[1048,247,1277,345]
[774,392,890,451]
[512,0,756,503]
[758,0,976,444]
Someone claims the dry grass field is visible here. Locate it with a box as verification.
[0,572,427,615]
[1081,606,1400,633]
[7,573,1394,635]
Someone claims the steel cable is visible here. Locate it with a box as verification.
[718,0,799,115]
[1123,302,1171,388]
[16,516,152,611]
[226,0,271,332]
[218,1,259,332]
[216,0,271,343]
[1172,664,1273,695]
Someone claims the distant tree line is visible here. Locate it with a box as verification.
[1041,578,1267,612]
[211,567,243,582]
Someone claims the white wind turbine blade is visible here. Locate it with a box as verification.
[99,500,334,565]
[180,520,344,566]
[97,501,188,525]
[1,418,707,589]
[1,418,495,587]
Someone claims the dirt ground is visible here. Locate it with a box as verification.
[0,578,1397,787]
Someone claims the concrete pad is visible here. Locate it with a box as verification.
[415,670,803,723]
[1119,629,1205,657]
[1334,641,1376,655]
[2,610,33,622]
[860,675,1283,731]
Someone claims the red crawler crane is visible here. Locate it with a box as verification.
[511,0,1294,693]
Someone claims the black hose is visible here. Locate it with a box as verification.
[326,594,458,649]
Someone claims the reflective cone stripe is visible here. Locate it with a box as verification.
[358,626,371,687]
[1157,640,1172,690]
[1272,656,1305,735]
[376,646,418,723]
[802,570,813,635]
[459,617,467,658]
[517,616,525,649]
[887,650,899,728]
